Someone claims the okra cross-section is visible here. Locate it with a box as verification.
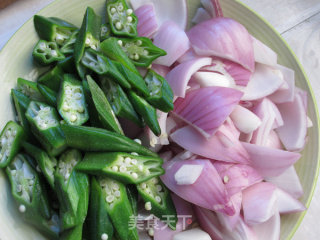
[0,121,25,168]
[55,149,89,230]
[107,0,138,37]
[25,101,67,156]
[33,40,65,66]
[17,78,45,102]
[57,74,89,126]
[138,177,177,230]
[76,152,164,184]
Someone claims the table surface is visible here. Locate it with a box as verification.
[0,0,319,239]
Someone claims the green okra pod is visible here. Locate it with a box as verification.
[100,23,111,41]
[76,152,164,184]
[126,184,139,216]
[61,124,158,157]
[60,223,83,240]
[25,101,67,156]
[87,75,123,134]
[37,65,64,92]
[60,30,79,55]
[138,177,177,230]
[57,55,77,74]
[55,149,89,230]
[38,83,58,107]
[128,91,161,136]
[0,121,25,168]
[57,74,89,126]
[17,78,46,102]
[33,40,65,66]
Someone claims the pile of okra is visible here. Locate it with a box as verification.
[0,0,177,239]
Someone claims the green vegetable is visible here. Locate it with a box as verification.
[33,40,65,66]
[60,224,83,240]
[37,65,64,92]
[57,55,76,74]
[61,124,158,157]
[60,30,79,55]
[76,152,164,184]
[38,83,58,107]
[57,74,89,126]
[0,121,25,168]
[126,185,139,216]
[17,78,45,101]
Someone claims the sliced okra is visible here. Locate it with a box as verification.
[33,40,65,66]
[0,121,25,168]
[34,15,77,46]
[128,91,161,136]
[6,154,59,239]
[87,177,114,240]
[25,101,67,156]
[74,7,101,77]
[106,0,138,37]
[61,124,158,157]
[57,74,89,126]
[37,65,64,92]
[60,30,79,55]
[100,23,111,41]
[57,55,76,74]
[100,77,142,127]
[126,184,138,216]
[87,75,123,134]
[118,37,166,67]
[38,83,58,107]
[76,152,164,184]
[22,142,57,188]
[137,177,177,230]
[60,223,83,240]
[94,176,138,240]
[17,78,46,102]
[145,69,174,112]
[55,149,89,230]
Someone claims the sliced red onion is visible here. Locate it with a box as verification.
[151,64,171,77]
[175,164,204,185]
[193,71,234,88]
[242,182,277,225]
[153,21,190,66]
[242,142,301,177]
[159,151,173,162]
[129,0,187,30]
[242,63,284,101]
[224,117,241,140]
[166,58,212,97]
[223,217,258,240]
[276,88,308,151]
[230,105,261,134]
[265,166,303,199]
[173,228,212,240]
[252,37,277,67]
[135,4,158,38]
[252,212,280,240]
[213,162,263,196]
[161,159,235,215]
[192,8,212,25]
[188,18,255,72]
[276,188,306,214]
[171,124,250,164]
[173,87,243,138]
[268,65,295,103]
[177,49,198,63]
[265,130,283,149]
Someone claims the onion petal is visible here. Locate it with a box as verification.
[252,212,280,240]
[230,105,261,134]
[192,8,212,25]
[252,37,277,67]
[135,4,158,38]
[276,188,306,214]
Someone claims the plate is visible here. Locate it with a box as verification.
[0,0,319,239]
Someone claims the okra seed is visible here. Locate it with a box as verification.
[131,159,137,165]
[114,190,121,197]
[134,138,142,144]
[19,204,26,213]
[29,180,34,185]
[138,165,143,171]
[152,178,159,184]
[77,107,85,113]
[39,42,46,49]
[63,104,70,111]
[51,50,58,57]
[130,54,134,59]
[155,196,161,203]
[102,27,108,33]
[110,7,116,14]
[106,195,114,203]
[223,175,229,184]
[1,138,7,146]
[141,183,147,189]
[117,40,123,46]
[127,16,133,23]
[5,130,11,138]
[91,45,97,50]
[125,157,132,164]
[148,229,154,237]
[115,22,123,30]
[134,53,139,60]
[70,114,77,122]
[117,4,124,11]
[145,202,152,211]
[136,40,142,46]
[119,166,127,172]
[112,166,118,172]
[101,233,108,240]
[143,50,149,55]
[65,173,70,179]
[74,93,82,100]
[156,185,162,191]
[132,173,138,179]
[16,185,22,192]
[126,9,133,15]
[11,170,17,176]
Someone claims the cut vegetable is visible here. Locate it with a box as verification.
[174,164,204,185]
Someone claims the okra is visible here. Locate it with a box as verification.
[74,7,101,77]
[87,177,114,240]
[106,0,138,37]
[54,149,89,230]
[60,224,83,240]
[60,30,79,55]
[126,184,138,216]
[57,55,76,74]
[57,74,89,126]
[25,101,67,156]
[100,37,139,75]
[138,177,177,230]
[145,69,174,112]
[118,37,166,67]
[76,152,164,184]
[38,83,58,107]
[94,176,138,240]
[100,77,142,127]
[128,91,161,136]
[0,121,25,168]
[34,15,77,46]
[33,40,65,66]
[6,154,60,239]
[17,78,45,102]
[22,142,57,188]
[87,75,123,134]
[37,65,64,92]
[100,23,111,41]
[61,124,158,157]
